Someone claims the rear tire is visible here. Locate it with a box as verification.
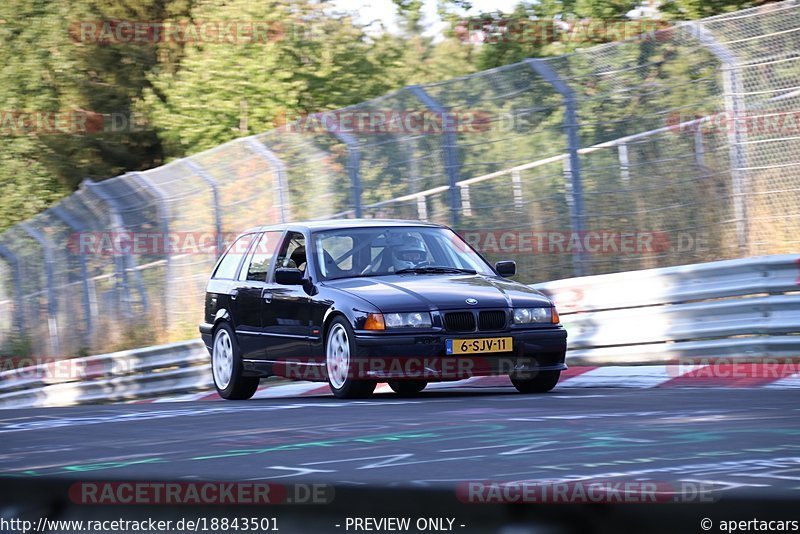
[388,380,427,396]
[212,323,259,400]
[510,370,560,393]
[326,317,376,399]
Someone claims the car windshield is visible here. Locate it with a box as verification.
[312,226,495,281]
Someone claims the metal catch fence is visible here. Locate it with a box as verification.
[1,1,798,358]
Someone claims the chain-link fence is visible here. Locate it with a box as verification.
[1,0,798,358]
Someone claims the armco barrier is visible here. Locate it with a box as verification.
[0,340,211,409]
[1,255,798,408]
[532,254,800,365]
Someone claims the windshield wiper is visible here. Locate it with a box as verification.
[395,266,477,275]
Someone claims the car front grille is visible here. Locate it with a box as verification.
[444,310,507,332]
[444,312,476,332]
[478,310,506,330]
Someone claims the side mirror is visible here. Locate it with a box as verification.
[495,260,516,278]
[275,268,304,285]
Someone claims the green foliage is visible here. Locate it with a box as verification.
[142,0,406,157]
[659,0,763,19]
[0,0,769,234]
[0,332,33,359]
[393,0,427,34]
[0,0,190,231]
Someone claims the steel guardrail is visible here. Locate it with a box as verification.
[1,254,798,408]
[0,340,210,408]
[531,254,800,365]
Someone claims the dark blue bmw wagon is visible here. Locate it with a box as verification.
[199,220,567,399]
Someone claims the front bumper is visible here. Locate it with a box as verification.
[351,327,567,381]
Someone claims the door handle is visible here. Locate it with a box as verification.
[230,289,238,301]
[262,289,273,303]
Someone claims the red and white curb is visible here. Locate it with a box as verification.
[137,364,800,403]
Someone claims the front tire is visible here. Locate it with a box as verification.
[326,317,376,399]
[510,370,560,393]
[212,323,259,400]
[388,380,427,396]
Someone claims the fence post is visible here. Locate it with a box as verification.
[129,172,171,332]
[691,21,749,253]
[20,222,60,357]
[244,138,291,223]
[618,143,630,184]
[526,59,587,277]
[459,186,472,217]
[81,180,148,317]
[694,128,706,170]
[51,204,95,349]
[406,85,461,227]
[511,169,524,211]
[416,195,428,220]
[0,243,26,334]
[184,159,224,255]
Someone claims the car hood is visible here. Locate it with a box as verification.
[323,274,552,311]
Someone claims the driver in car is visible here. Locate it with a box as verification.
[391,236,428,272]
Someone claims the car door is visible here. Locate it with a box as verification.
[262,230,312,363]
[232,230,283,359]
[205,232,257,349]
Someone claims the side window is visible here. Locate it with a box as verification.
[213,234,256,279]
[316,234,356,278]
[241,231,282,282]
[275,232,307,273]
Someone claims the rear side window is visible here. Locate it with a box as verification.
[213,234,255,279]
[275,232,308,272]
[242,231,283,282]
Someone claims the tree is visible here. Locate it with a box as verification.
[659,0,769,19]
[142,0,404,156]
[0,0,191,231]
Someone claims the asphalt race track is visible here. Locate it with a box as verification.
[2,387,799,534]
[1,387,799,492]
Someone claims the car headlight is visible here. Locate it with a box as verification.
[384,312,432,328]
[512,307,554,324]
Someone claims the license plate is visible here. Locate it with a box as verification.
[446,337,513,355]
